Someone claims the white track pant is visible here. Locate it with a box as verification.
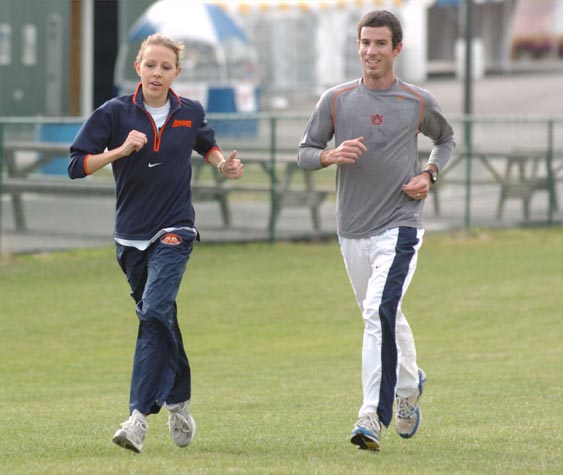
[339,227,424,427]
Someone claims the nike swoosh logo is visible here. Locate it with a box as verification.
[148,162,162,168]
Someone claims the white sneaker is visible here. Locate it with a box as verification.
[396,369,427,439]
[112,409,147,453]
[350,413,381,451]
[166,401,196,447]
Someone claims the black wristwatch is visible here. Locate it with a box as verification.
[422,169,438,184]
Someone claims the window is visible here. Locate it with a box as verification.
[0,23,11,65]
[21,24,37,66]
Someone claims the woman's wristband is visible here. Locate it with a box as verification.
[217,160,226,174]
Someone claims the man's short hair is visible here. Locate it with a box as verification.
[357,10,403,49]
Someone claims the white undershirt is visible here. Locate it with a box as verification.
[144,100,170,129]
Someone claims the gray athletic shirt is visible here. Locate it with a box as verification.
[298,78,455,239]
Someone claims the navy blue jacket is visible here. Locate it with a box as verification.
[68,84,219,240]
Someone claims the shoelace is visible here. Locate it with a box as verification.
[122,416,147,432]
[396,394,418,419]
[358,414,380,431]
[168,412,191,434]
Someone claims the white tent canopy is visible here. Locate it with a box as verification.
[207,0,434,89]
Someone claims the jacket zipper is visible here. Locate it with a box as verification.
[143,110,174,152]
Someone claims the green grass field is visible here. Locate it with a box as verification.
[1,228,563,474]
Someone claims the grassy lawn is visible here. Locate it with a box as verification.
[1,228,562,474]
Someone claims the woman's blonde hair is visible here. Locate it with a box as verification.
[136,33,185,69]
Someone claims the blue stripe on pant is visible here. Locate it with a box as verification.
[116,229,196,415]
[377,227,419,426]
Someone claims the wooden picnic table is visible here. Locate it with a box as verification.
[434,147,563,220]
[1,140,333,233]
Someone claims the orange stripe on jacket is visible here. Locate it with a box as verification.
[84,154,91,175]
[205,146,222,162]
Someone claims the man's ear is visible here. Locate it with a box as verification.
[394,42,403,57]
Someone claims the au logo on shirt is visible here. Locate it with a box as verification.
[160,233,182,245]
[371,114,384,126]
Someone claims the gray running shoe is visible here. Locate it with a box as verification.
[350,413,381,451]
[396,368,427,439]
[166,401,196,447]
[111,409,147,453]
